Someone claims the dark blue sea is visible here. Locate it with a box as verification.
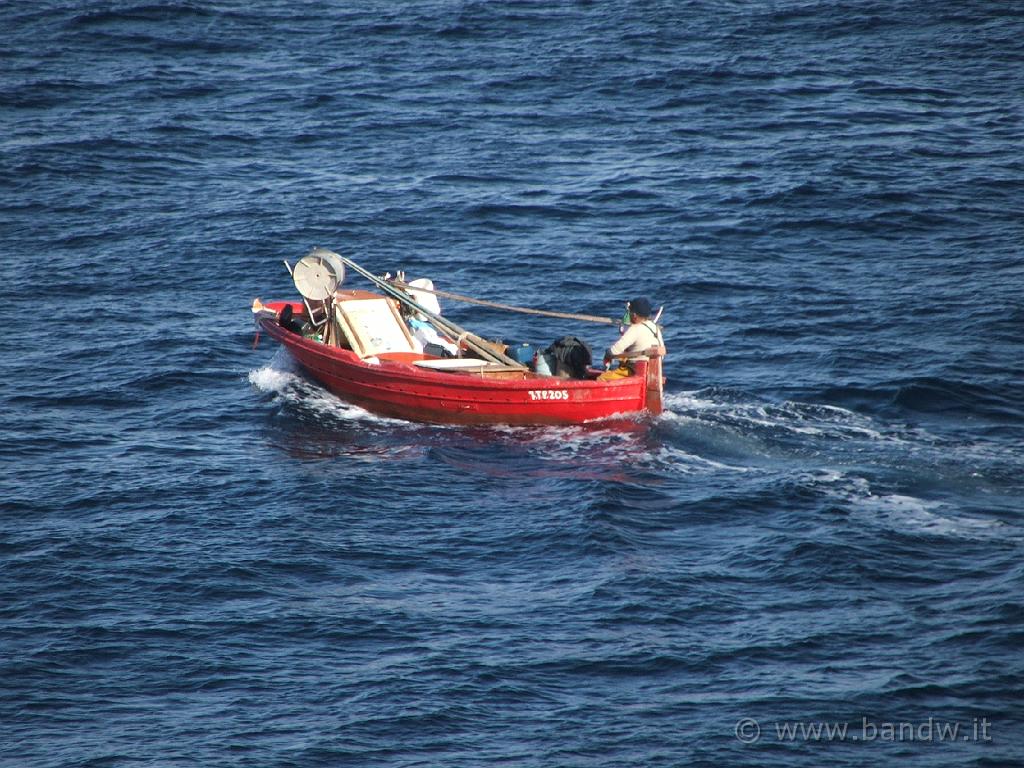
[2,2,1023,766]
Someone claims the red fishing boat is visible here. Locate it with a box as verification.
[252,250,664,426]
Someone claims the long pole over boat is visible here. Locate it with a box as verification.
[310,248,527,370]
[391,281,617,326]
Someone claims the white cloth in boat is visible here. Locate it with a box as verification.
[408,316,458,355]
[608,320,664,361]
[400,277,458,355]
[405,278,442,316]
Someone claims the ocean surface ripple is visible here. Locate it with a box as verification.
[2,2,1022,766]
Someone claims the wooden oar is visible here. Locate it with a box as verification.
[392,281,616,325]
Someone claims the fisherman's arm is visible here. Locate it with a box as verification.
[604,324,641,364]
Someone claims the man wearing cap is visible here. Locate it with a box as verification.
[598,297,665,381]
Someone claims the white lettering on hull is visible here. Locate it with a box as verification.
[527,390,569,401]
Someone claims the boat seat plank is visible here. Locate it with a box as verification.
[413,358,505,370]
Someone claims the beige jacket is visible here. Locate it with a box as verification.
[608,320,665,361]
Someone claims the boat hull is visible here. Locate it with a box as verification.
[256,303,659,425]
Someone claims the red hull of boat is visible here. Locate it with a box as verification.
[256,303,661,426]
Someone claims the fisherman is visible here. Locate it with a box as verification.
[598,297,665,381]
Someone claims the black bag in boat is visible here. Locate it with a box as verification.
[544,336,593,379]
[278,304,307,335]
[423,341,455,359]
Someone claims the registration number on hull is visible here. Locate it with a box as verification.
[528,390,569,401]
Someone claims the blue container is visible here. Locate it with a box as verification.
[506,343,535,365]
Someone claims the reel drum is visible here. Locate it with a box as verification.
[292,248,346,301]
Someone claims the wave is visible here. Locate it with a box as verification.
[887,377,1022,421]
[248,352,407,431]
[67,4,222,28]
